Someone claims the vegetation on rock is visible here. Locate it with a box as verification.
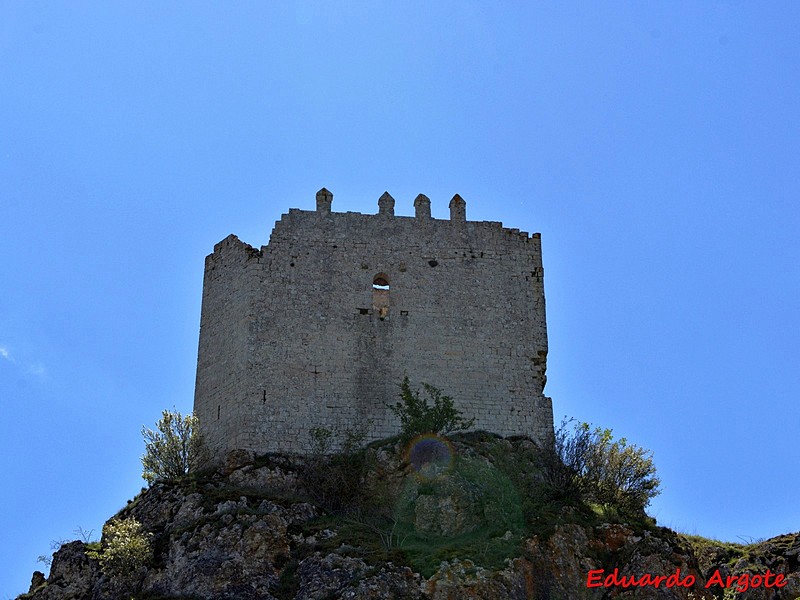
[19,428,800,599]
[542,418,661,514]
[19,389,799,599]
[300,425,368,512]
[388,378,475,441]
[86,517,152,589]
[141,408,209,485]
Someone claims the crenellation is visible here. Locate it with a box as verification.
[378,191,395,216]
[413,194,431,220]
[449,194,467,222]
[194,189,552,459]
[315,188,333,214]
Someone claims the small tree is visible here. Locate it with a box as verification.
[388,377,475,440]
[545,418,661,514]
[141,408,208,485]
[87,517,151,589]
[582,424,661,513]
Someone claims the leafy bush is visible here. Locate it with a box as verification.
[308,426,334,455]
[141,408,209,485]
[87,517,152,587]
[388,377,475,440]
[544,418,661,514]
[300,425,369,512]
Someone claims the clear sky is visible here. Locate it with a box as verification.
[1,2,798,597]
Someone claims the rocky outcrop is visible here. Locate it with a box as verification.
[295,553,424,599]
[18,437,800,600]
[24,541,100,600]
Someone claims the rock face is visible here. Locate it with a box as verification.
[26,541,100,600]
[19,438,800,600]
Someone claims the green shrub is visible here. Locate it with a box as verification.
[308,426,334,455]
[300,425,368,512]
[545,418,661,514]
[87,517,152,587]
[388,378,475,440]
[141,408,209,485]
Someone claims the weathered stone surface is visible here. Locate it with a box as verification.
[28,541,99,600]
[413,482,483,537]
[27,572,45,594]
[227,457,301,494]
[296,553,424,599]
[425,559,511,599]
[194,190,552,458]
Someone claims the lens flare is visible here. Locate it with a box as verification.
[404,434,454,481]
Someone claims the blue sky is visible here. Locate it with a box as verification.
[1,2,798,596]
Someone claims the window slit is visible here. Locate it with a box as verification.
[372,273,390,318]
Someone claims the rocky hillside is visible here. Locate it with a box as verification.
[19,434,800,599]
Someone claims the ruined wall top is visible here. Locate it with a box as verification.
[314,187,472,223]
[259,187,541,246]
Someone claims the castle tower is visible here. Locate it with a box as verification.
[194,190,552,458]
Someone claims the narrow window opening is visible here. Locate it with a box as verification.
[372,273,390,318]
[217,405,221,420]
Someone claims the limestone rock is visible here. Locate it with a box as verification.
[28,541,99,600]
[17,443,800,600]
[27,572,45,594]
[296,553,423,599]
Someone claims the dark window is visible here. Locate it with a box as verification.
[372,273,390,317]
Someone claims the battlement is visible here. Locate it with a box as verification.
[194,189,552,458]
[305,187,535,238]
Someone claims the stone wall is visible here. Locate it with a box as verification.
[194,189,552,457]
